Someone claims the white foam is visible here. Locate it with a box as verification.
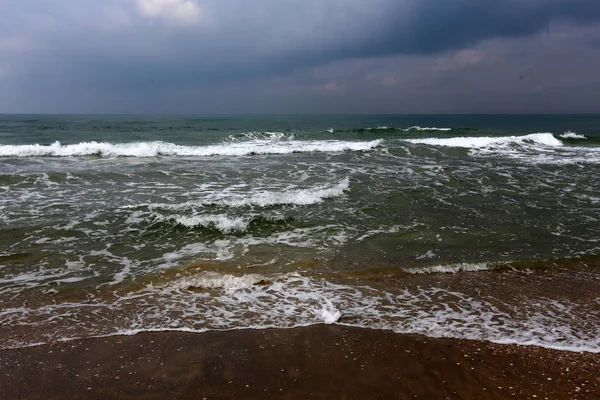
[228,131,289,141]
[0,269,91,292]
[239,177,349,207]
[560,131,586,140]
[129,178,350,211]
[1,271,599,353]
[172,272,265,292]
[404,132,600,164]
[0,139,383,158]
[153,213,250,233]
[162,241,234,263]
[3,272,598,353]
[155,224,349,271]
[313,298,342,324]
[416,250,436,260]
[405,133,562,148]
[354,224,420,242]
[405,262,491,274]
[403,126,452,131]
[109,257,136,285]
[364,126,451,131]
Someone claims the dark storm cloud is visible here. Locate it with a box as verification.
[355,0,600,57]
[1,0,600,112]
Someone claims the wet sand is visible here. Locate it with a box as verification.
[1,325,598,400]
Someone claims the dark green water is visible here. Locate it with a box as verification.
[0,114,599,351]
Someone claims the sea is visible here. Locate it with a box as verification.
[0,114,599,352]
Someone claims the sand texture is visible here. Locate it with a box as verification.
[1,325,599,399]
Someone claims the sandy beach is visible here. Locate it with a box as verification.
[1,325,598,399]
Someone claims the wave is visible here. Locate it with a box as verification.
[130,178,350,211]
[405,262,491,274]
[152,213,251,233]
[150,212,294,234]
[367,126,452,132]
[404,133,562,149]
[329,126,452,133]
[227,131,290,141]
[4,271,598,352]
[402,126,452,132]
[0,140,382,158]
[559,131,586,140]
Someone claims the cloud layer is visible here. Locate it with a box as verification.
[1,0,600,113]
[136,0,202,25]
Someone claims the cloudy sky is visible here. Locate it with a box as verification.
[1,0,600,113]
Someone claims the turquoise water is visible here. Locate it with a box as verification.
[1,114,599,351]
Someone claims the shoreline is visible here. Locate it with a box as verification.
[1,325,598,399]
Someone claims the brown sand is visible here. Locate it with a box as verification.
[1,325,598,399]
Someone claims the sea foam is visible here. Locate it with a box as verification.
[559,131,586,140]
[404,133,562,148]
[172,271,266,292]
[152,213,250,233]
[313,298,342,324]
[3,272,598,353]
[130,177,350,211]
[0,139,382,158]
[405,262,491,274]
[402,126,452,132]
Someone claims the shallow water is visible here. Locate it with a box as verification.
[1,114,599,351]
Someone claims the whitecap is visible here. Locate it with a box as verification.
[152,213,250,233]
[404,262,491,274]
[559,131,586,140]
[402,126,452,132]
[227,131,289,141]
[0,139,383,158]
[404,133,562,148]
[129,177,350,211]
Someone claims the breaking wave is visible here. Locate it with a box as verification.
[329,126,452,133]
[405,262,491,274]
[152,213,251,233]
[129,178,350,211]
[227,131,290,141]
[560,131,586,140]
[0,140,382,158]
[404,133,562,148]
[2,271,598,353]
[149,212,295,234]
[402,126,452,132]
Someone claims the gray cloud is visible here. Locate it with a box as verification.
[360,0,600,56]
[1,0,600,112]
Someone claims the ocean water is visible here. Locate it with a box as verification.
[0,114,599,351]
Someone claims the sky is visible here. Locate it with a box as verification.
[1,0,600,114]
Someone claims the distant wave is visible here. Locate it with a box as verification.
[367,126,452,132]
[329,126,452,133]
[402,126,452,132]
[129,178,350,211]
[0,140,382,158]
[227,131,291,141]
[404,133,562,148]
[559,131,586,140]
